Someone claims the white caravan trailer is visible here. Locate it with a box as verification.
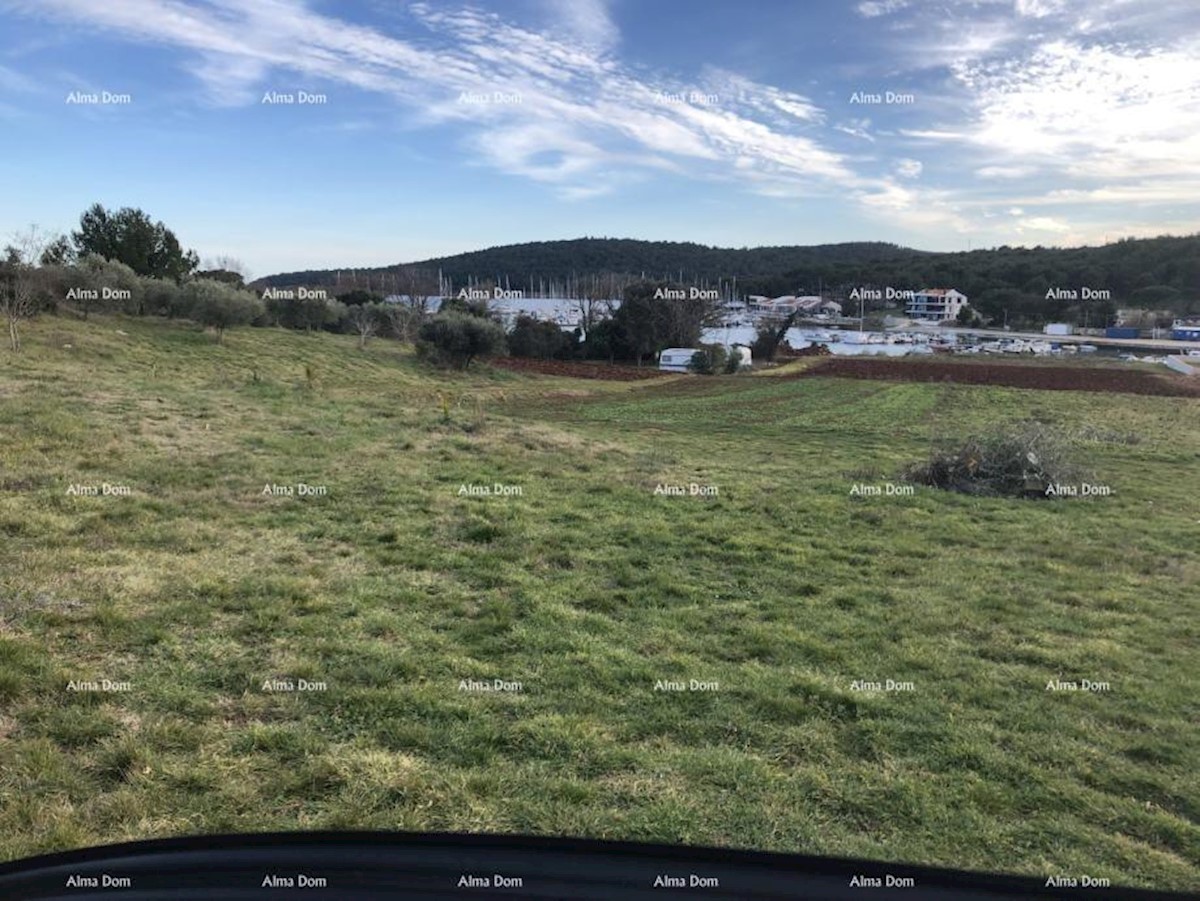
[658,348,702,372]
[730,344,753,369]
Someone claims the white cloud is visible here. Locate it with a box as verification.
[874,1,1200,241]
[857,183,916,210]
[1014,0,1066,18]
[697,68,825,124]
[857,0,910,18]
[901,128,967,141]
[185,52,270,106]
[835,118,874,142]
[952,40,1200,179]
[849,180,972,233]
[9,0,1197,243]
[1017,216,1072,233]
[3,0,870,204]
[902,26,1200,237]
[1007,181,1200,205]
[976,165,1036,179]
[539,0,617,50]
[774,97,822,121]
[881,1,1195,77]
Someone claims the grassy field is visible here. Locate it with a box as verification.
[1,314,1196,889]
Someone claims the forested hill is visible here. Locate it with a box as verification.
[407,238,921,283]
[257,239,917,287]
[257,234,1200,313]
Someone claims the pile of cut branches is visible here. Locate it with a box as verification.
[903,421,1091,498]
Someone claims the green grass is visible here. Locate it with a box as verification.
[1,314,1197,888]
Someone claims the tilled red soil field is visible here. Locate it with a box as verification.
[489,357,672,380]
[794,357,1200,397]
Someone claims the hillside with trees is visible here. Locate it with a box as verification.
[8,204,1199,357]
[257,234,1200,326]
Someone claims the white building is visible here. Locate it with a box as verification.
[752,295,797,313]
[906,288,968,322]
[748,295,841,316]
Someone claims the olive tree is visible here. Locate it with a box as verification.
[348,302,389,349]
[70,254,141,319]
[1,226,61,351]
[416,313,506,369]
[185,279,264,343]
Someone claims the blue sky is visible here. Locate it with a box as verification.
[1,0,1198,277]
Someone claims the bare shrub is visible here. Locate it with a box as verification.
[903,421,1092,498]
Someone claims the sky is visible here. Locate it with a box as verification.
[1,0,1199,277]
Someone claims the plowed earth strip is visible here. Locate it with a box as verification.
[790,358,1200,397]
[489,357,673,380]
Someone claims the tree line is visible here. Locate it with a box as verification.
[1,204,735,368]
[0,208,733,371]
[0,205,439,351]
[13,204,1192,365]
